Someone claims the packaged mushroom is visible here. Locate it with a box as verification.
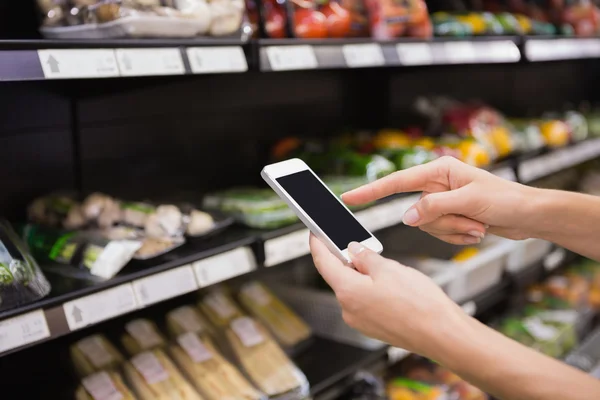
[76,370,136,400]
[71,334,125,377]
[170,331,265,400]
[123,349,204,400]
[238,281,312,348]
[122,319,168,355]
[166,305,216,338]
[28,193,87,230]
[224,317,310,399]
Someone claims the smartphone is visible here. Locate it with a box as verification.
[261,158,383,264]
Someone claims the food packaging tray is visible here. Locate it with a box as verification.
[506,238,553,272]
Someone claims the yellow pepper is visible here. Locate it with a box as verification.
[539,120,570,148]
[452,247,480,262]
[373,130,412,149]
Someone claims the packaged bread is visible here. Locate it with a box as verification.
[170,331,265,400]
[71,335,125,377]
[75,370,136,400]
[123,349,203,400]
[122,319,167,356]
[166,305,215,338]
[198,287,245,328]
[225,317,310,397]
[238,281,312,347]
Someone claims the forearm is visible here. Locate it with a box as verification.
[526,188,600,261]
[433,315,600,400]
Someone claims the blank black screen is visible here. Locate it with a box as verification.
[277,170,371,249]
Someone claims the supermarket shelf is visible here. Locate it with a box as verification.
[523,36,600,62]
[565,324,600,372]
[258,36,521,71]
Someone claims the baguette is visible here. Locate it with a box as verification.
[122,319,166,356]
[75,370,136,400]
[198,287,245,328]
[166,305,214,338]
[71,334,125,377]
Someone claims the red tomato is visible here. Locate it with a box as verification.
[321,2,352,37]
[264,0,287,38]
[294,8,328,38]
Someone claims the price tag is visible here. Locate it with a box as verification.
[524,317,558,341]
[133,265,197,307]
[396,43,433,66]
[203,291,237,319]
[38,49,119,79]
[116,48,185,77]
[187,46,248,74]
[264,229,310,267]
[544,248,566,272]
[387,347,410,364]
[126,320,163,349]
[169,306,204,334]
[177,332,213,363]
[475,40,520,63]
[461,301,477,317]
[231,317,264,347]
[77,335,114,369]
[356,195,419,231]
[0,310,50,354]
[82,371,123,400]
[266,45,318,71]
[491,167,517,182]
[131,352,169,384]
[193,246,256,287]
[240,282,271,306]
[63,284,138,331]
[342,44,385,68]
[444,42,476,64]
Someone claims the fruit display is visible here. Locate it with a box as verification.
[431,11,556,36]
[38,0,249,39]
[0,219,51,312]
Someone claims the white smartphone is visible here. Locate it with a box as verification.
[261,158,383,264]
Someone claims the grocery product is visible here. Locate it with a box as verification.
[70,334,125,377]
[122,319,168,355]
[238,281,312,347]
[340,0,371,36]
[166,305,216,338]
[225,316,310,397]
[199,287,246,328]
[123,349,204,399]
[75,371,136,400]
[508,119,546,153]
[170,331,264,400]
[365,0,432,39]
[0,220,51,311]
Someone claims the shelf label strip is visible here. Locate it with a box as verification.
[342,44,385,68]
[133,264,198,307]
[193,246,257,287]
[116,48,186,77]
[0,309,50,354]
[266,45,318,71]
[264,229,310,267]
[356,195,420,232]
[38,49,120,79]
[187,46,248,74]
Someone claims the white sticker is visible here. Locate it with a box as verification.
[133,265,197,307]
[524,317,558,341]
[491,167,517,182]
[342,44,385,68]
[77,336,114,369]
[526,39,597,61]
[544,248,566,272]
[131,352,169,384]
[204,291,237,319]
[444,42,476,64]
[396,43,433,66]
[64,284,138,331]
[264,229,310,267]
[537,310,579,325]
[471,40,520,63]
[356,195,419,232]
[241,282,271,306]
[169,306,204,334]
[0,310,50,354]
[193,247,257,287]
[126,320,163,350]
[231,317,264,347]
[82,371,123,400]
[266,45,318,71]
[387,347,410,364]
[38,49,119,79]
[116,48,185,77]
[177,332,213,363]
[461,301,477,317]
[187,46,248,74]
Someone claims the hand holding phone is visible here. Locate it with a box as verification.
[261,158,383,264]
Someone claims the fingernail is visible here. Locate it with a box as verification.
[484,224,490,229]
[348,242,366,255]
[468,230,485,239]
[402,208,420,225]
[464,236,481,244]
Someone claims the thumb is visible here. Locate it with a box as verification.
[402,185,476,226]
[348,242,387,276]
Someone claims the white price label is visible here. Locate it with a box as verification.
[231,317,264,347]
[524,317,558,341]
[266,45,318,71]
[193,246,256,287]
[544,248,566,272]
[461,301,477,317]
[169,306,204,334]
[444,42,476,64]
[472,41,520,63]
[38,49,119,79]
[356,195,419,232]
[116,48,185,77]
[77,336,114,369]
[342,44,385,68]
[491,167,517,182]
[396,43,433,66]
[63,284,138,331]
[264,229,310,267]
[187,46,248,74]
[126,320,163,350]
[241,282,271,306]
[177,332,213,363]
[0,310,50,353]
[203,291,237,319]
[133,265,197,307]
[131,352,169,384]
[82,371,123,400]
[387,347,410,364]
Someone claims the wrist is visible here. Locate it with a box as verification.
[418,305,475,363]
[523,187,564,241]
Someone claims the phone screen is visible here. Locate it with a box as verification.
[276,170,371,249]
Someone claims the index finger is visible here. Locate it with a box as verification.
[342,161,442,206]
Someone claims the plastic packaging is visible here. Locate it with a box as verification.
[0,220,51,312]
[75,370,136,400]
[166,305,216,338]
[71,334,125,377]
[365,0,432,39]
[199,287,246,328]
[122,319,168,356]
